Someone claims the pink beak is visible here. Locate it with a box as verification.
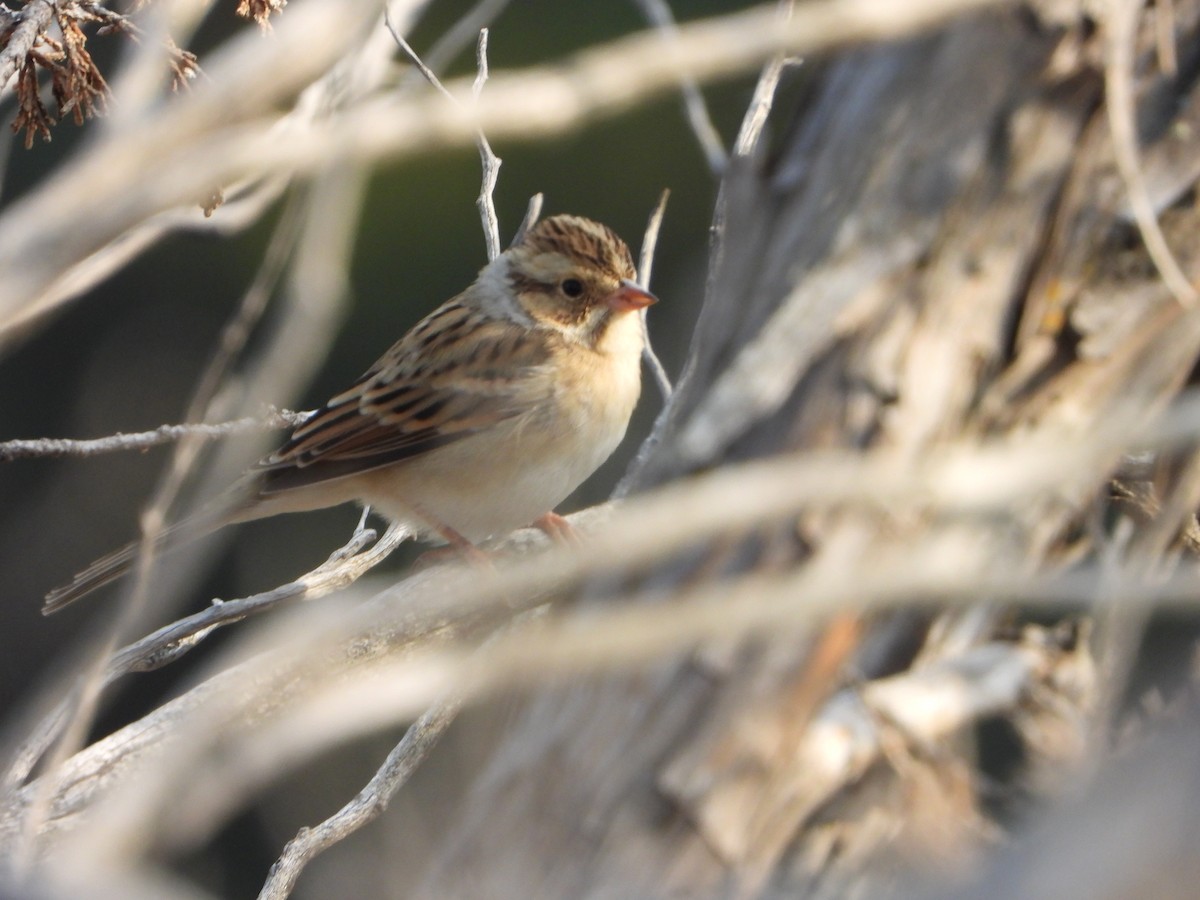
[606,279,658,312]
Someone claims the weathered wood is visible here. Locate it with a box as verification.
[411,4,1200,897]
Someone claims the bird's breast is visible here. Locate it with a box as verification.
[363,317,644,542]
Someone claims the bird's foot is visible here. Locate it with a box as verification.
[532,512,582,546]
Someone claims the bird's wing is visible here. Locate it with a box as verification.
[255,300,557,495]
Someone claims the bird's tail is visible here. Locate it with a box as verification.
[43,508,229,615]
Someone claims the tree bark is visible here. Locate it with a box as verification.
[412,4,1200,896]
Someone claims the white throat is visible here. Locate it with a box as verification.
[474,257,535,326]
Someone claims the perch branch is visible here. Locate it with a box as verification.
[3,521,407,792]
[20,522,1181,864]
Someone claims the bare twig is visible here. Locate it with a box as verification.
[259,590,546,900]
[112,521,407,678]
[734,57,788,158]
[420,0,513,75]
[384,12,502,260]
[3,522,407,793]
[0,0,1008,335]
[1105,0,1197,306]
[473,29,502,261]
[638,189,673,404]
[0,0,54,92]
[11,161,367,873]
[0,410,307,462]
[257,696,463,900]
[733,1,796,157]
[614,190,674,498]
[511,192,544,246]
[631,0,727,174]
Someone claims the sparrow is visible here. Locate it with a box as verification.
[44,214,657,613]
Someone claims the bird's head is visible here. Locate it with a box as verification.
[503,214,657,347]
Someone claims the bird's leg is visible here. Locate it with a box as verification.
[533,512,582,546]
[411,505,492,568]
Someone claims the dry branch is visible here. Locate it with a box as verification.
[0,0,1004,335]
[0,410,306,461]
[9,1,1200,898]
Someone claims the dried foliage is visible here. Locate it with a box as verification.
[11,54,51,147]
[236,0,287,29]
[0,0,290,149]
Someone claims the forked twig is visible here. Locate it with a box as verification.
[257,696,463,900]
[384,12,502,260]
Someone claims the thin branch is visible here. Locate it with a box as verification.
[257,696,463,900]
[258,582,545,900]
[420,0,513,76]
[384,12,502,260]
[1,0,1009,335]
[1105,0,1197,307]
[3,521,407,793]
[11,163,366,872]
[638,189,673,404]
[12,523,1171,864]
[733,1,795,156]
[472,29,502,261]
[631,0,727,175]
[0,409,307,462]
[112,521,407,678]
[511,192,543,246]
[614,192,673,499]
[0,0,54,92]
[734,57,788,157]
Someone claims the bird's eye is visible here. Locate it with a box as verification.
[560,278,585,298]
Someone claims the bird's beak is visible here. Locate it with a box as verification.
[606,279,659,312]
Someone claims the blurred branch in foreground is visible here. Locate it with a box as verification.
[8,0,1200,899]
